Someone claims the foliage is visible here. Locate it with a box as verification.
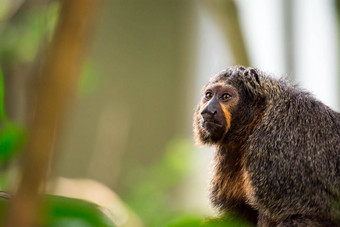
[123,137,255,226]
[0,68,25,166]
[167,216,254,227]
[41,195,115,227]
[0,66,114,226]
[0,2,59,64]
[0,194,116,227]
[124,138,196,226]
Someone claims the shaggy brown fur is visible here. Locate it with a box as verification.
[194,66,340,226]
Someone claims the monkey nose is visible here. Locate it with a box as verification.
[201,109,217,121]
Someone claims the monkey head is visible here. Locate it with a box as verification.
[194,80,238,144]
[194,66,264,145]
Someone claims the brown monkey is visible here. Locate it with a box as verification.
[193,66,340,226]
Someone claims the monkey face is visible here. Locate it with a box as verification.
[194,81,239,144]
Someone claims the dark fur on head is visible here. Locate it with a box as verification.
[193,66,340,226]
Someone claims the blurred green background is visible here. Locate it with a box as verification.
[0,0,339,226]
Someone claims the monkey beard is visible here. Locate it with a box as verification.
[199,118,226,143]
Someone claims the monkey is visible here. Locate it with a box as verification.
[193,66,340,226]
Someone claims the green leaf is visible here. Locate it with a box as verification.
[166,216,255,227]
[0,124,25,164]
[0,194,116,226]
[166,217,202,227]
[41,195,116,227]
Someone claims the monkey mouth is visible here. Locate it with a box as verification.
[201,120,225,142]
[203,120,223,128]
[201,119,224,132]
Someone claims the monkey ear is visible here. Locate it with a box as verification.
[244,68,261,87]
[250,68,260,84]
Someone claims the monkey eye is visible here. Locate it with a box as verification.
[221,93,231,101]
[205,92,213,100]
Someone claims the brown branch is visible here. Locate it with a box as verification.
[5,0,101,226]
[203,0,250,66]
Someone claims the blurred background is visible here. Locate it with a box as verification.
[0,0,339,226]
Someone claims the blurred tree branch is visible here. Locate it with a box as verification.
[5,0,101,226]
[203,0,250,66]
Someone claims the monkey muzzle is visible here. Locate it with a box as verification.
[200,100,227,139]
[201,118,225,135]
